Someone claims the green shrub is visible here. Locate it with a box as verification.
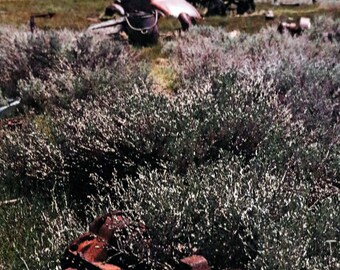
[0,16,339,269]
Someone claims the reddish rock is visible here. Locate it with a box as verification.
[179,255,211,270]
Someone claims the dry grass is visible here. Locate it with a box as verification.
[0,1,339,33]
[0,13,339,269]
[0,0,108,30]
[202,3,340,33]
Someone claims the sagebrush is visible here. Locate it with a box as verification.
[0,16,339,269]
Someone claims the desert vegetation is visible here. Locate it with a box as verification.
[0,2,339,270]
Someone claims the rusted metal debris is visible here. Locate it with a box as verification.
[30,12,56,33]
[0,117,24,129]
[61,210,149,270]
[203,0,256,17]
[62,234,121,270]
[278,17,311,36]
[179,255,211,270]
[88,0,201,46]
[0,98,21,115]
[62,210,211,270]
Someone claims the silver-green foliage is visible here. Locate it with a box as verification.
[0,16,339,269]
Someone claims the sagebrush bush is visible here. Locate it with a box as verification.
[118,160,339,269]
[0,16,339,269]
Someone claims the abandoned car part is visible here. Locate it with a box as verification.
[62,210,211,270]
[61,210,149,270]
[188,0,256,16]
[29,12,55,33]
[179,255,211,270]
[205,0,228,16]
[150,0,201,18]
[61,234,121,270]
[88,0,201,45]
[124,11,159,45]
[0,98,21,116]
[87,17,125,31]
[278,17,311,36]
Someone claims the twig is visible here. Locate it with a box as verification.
[19,255,30,270]
[12,242,30,270]
[0,198,22,207]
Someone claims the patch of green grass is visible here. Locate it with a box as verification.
[137,41,163,60]
[0,199,48,269]
[203,14,267,33]
[150,57,179,93]
[159,16,182,32]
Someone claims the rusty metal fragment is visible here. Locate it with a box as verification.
[179,255,211,270]
[61,210,148,270]
[88,0,201,45]
[29,12,55,33]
